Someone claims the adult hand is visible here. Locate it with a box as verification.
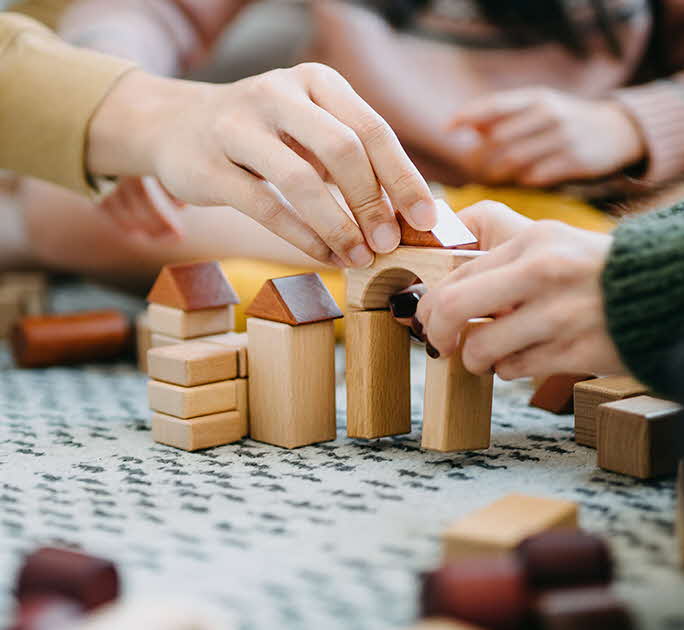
[87,64,438,267]
[450,88,645,187]
[413,201,626,378]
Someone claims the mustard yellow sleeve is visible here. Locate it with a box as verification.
[0,12,136,194]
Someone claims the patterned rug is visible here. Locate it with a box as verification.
[0,283,682,630]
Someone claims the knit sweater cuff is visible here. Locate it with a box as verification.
[602,202,684,398]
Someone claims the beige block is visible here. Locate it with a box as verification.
[150,332,184,349]
[148,341,238,386]
[0,288,23,337]
[345,309,411,439]
[152,410,243,451]
[148,379,237,419]
[442,493,579,561]
[2,272,48,315]
[422,319,492,452]
[404,621,483,630]
[236,378,249,437]
[136,312,152,373]
[247,317,335,448]
[198,331,248,377]
[147,303,232,339]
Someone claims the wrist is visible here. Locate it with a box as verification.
[601,100,646,169]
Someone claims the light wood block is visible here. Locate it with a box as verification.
[147,342,238,386]
[236,378,249,437]
[0,288,23,337]
[152,410,243,451]
[345,309,411,439]
[678,460,683,568]
[147,303,233,339]
[247,317,336,448]
[136,312,151,373]
[150,333,184,349]
[198,332,248,377]
[574,376,648,447]
[597,395,684,479]
[442,493,578,561]
[148,379,237,419]
[422,319,492,452]
[2,272,48,315]
[346,246,483,310]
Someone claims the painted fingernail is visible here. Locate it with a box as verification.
[409,329,424,343]
[372,223,400,253]
[408,200,437,230]
[426,341,441,359]
[411,316,426,341]
[389,292,419,318]
[348,244,374,268]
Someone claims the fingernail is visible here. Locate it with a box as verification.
[408,200,437,230]
[389,292,419,318]
[411,316,426,341]
[372,223,400,253]
[409,329,424,343]
[348,244,374,268]
[329,253,345,267]
[426,341,441,359]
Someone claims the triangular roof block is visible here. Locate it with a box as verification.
[245,273,343,326]
[399,199,478,248]
[147,261,239,311]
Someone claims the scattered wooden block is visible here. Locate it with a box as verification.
[147,342,238,387]
[235,378,249,437]
[530,374,594,414]
[147,261,239,311]
[245,272,342,325]
[442,494,578,562]
[3,271,48,315]
[147,303,233,339]
[398,199,477,248]
[247,317,336,448]
[0,287,23,337]
[147,379,237,419]
[198,332,248,377]
[422,319,492,452]
[151,410,243,451]
[150,333,184,349]
[678,459,683,568]
[574,376,648,447]
[345,309,411,439]
[596,395,684,479]
[136,312,151,373]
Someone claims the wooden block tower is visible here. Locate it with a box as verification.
[246,273,342,448]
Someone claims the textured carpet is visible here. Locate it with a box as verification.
[0,284,682,630]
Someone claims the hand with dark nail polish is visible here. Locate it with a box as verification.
[389,291,420,318]
[426,341,441,359]
[411,316,426,341]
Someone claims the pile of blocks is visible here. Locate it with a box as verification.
[0,272,47,337]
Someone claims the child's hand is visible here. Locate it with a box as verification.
[450,88,645,187]
[414,202,625,379]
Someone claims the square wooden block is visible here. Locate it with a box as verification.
[152,410,243,451]
[442,493,578,561]
[198,332,248,377]
[147,341,238,386]
[150,333,184,349]
[597,395,684,479]
[147,303,233,339]
[574,376,647,447]
[148,379,237,419]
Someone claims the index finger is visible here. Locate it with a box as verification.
[449,92,536,130]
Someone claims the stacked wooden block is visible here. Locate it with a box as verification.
[0,272,47,337]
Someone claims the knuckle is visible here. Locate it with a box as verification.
[283,164,318,192]
[358,114,394,146]
[254,196,287,225]
[294,62,339,82]
[463,335,492,370]
[321,220,360,250]
[328,130,364,163]
[389,167,421,198]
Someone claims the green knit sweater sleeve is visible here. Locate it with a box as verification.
[602,201,684,398]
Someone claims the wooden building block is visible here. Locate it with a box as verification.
[235,378,249,437]
[596,395,684,479]
[151,410,243,451]
[147,342,238,386]
[398,199,477,248]
[3,271,48,315]
[442,494,578,561]
[405,621,485,630]
[136,312,151,373]
[530,374,594,414]
[150,333,184,349]
[422,319,492,452]
[0,287,23,337]
[247,317,336,448]
[198,332,248,377]
[346,246,483,310]
[147,379,237,419]
[678,460,683,568]
[147,303,233,339]
[574,376,648,447]
[147,261,239,311]
[345,309,411,439]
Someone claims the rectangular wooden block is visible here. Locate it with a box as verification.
[0,288,23,337]
[597,395,684,479]
[148,379,237,419]
[136,312,151,373]
[530,374,594,415]
[152,410,243,451]
[150,333,184,349]
[574,376,648,447]
[422,319,492,452]
[442,493,578,561]
[147,303,233,339]
[247,317,336,448]
[2,272,48,315]
[147,341,238,386]
[345,309,411,439]
[678,460,684,568]
[197,331,248,377]
[236,378,249,437]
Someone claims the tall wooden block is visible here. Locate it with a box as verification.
[136,312,151,373]
[152,410,243,451]
[247,317,336,448]
[678,460,684,568]
[442,493,578,561]
[422,319,492,452]
[236,378,249,437]
[345,309,411,439]
[199,331,248,377]
[147,342,238,386]
[150,333,184,349]
[530,374,594,414]
[147,303,233,339]
[596,395,684,479]
[147,379,237,419]
[574,376,648,447]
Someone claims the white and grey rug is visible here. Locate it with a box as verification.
[0,283,682,630]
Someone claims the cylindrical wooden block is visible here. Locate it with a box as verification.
[16,548,119,611]
[516,529,613,589]
[10,310,131,368]
[421,556,529,630]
